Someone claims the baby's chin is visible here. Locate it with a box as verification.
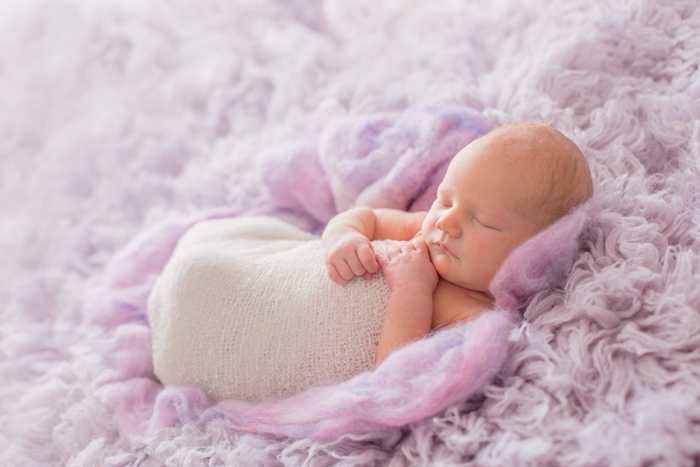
[431,254,487,291]
[431,254,464,284]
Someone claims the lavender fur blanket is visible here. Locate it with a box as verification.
[2,0,700,465]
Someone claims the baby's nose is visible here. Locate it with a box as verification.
[436,216,446,231]
[436,211,460,237]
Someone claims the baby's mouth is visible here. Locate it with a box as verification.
[434,240,457,259]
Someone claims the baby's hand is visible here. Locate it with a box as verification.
[376,239,439,294]
[323,233,380,285]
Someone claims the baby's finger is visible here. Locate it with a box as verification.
[346,254,368,277]
[386,243,400,259]
[357,243,379,274]
[363,271,373,280]
[413,238,429,254]
[399,241,415,254]
[326,263,349,285]
[335,260,356,281]
[376,251,388,269]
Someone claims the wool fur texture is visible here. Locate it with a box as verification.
[1,0,700,465]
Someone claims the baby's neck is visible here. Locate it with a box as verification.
[430,278,494,329]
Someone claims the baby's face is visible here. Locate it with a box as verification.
[420,130,546,292]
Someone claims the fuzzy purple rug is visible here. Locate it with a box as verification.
[2,0,700,465]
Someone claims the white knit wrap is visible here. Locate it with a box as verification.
[147,216,391,402]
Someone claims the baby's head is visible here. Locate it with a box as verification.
[421,122,593,292]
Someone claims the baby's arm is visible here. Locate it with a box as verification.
[375,239,438,365]
[322,207,426,285]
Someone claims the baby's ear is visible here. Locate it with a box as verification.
[489,198,601,310]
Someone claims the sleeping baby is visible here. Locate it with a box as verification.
[147,122,593,402]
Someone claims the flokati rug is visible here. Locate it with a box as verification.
[2,0,700,465]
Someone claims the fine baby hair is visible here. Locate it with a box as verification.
[478,122,593,228]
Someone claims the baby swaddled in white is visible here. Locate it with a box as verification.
[148,123,595,405]
[147,216,392,402]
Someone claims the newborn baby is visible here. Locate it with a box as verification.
[147,122,593,402]
[324,122,594,364]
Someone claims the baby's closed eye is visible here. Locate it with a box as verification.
[473,217,498,230]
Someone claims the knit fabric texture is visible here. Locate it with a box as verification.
[147,216,392,402]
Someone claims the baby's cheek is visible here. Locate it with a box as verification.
[429,251,453,278]
[465,237,497,264]
[421,213,440,236]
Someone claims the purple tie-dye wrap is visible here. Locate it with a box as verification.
[84,104,597,441]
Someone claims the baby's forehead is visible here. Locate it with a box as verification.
[446,122,593,229]
[487,125,581,186]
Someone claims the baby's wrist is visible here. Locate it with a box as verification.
[389,283,435,296]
